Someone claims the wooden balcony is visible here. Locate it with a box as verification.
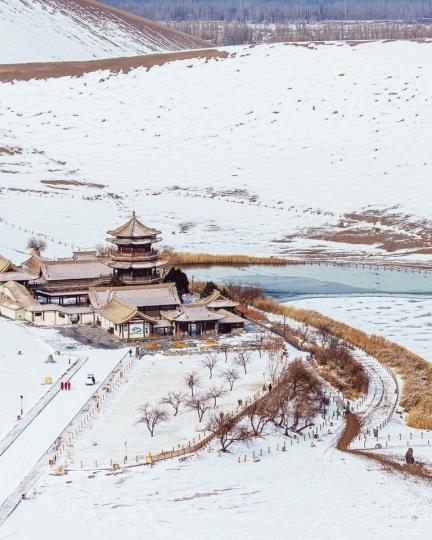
[120,275,162,285]
[111,250,159,262]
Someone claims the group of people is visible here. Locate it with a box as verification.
[60,381,71,391]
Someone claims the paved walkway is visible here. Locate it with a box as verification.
[0,355,88,458]
[0,347,128,525]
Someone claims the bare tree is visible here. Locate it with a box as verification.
[235,351,251,374]
[316,323,332,348]
[220,342,230,363]
[272,360,324,436]
[223,368,240,391]
[27,236,46,254]
[185,371,200,397]
[201,354,218,379]
[245,397,279,436]
[206,413,251,452]
[186,394,211,422]
[137,404,169,437]
[266,340,288,384]
[160,391,186,416]
[207,385,227,408]
[297,324,311,349]
[95,243,112,257]
[254,334,266,358]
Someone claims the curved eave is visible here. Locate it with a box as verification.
[109,260,166,270]
[106,236,161,245]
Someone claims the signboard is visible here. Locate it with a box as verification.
[130,324,144,337]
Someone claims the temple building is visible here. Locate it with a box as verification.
[107,211,165,286]
[0,212,245,339]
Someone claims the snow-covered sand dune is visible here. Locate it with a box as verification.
[1,40,432,260]
[0,0,207,64]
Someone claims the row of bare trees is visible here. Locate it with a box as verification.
[164,19,432,44]
[206,359,325,451]
[137,352,251,436]
[136,336,289,438]
[313,325,369,396]
[109,0,432,23]
[272,319,369,398]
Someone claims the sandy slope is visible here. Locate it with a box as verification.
[1,40,432,261]
[0,0,208,64]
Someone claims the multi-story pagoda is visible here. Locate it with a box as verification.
[107,212,166,285]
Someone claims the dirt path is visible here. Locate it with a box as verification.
[337,413,432,481]
[0,49,228,83]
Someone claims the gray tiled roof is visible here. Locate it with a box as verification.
[89,283,180,309]
[41,260,112,281]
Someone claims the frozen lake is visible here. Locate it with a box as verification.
[186,263,432,300]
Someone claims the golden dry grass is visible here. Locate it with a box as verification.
[253,296,432,429]
[161,250,296,266]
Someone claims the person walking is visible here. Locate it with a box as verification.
[67,381,71,391]
[405,447,414,464]
[60,382,64,391]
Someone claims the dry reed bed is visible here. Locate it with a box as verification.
[161,250,297,266]
[270,321,368,400]
[253,297,432,430]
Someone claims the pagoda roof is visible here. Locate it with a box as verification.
[107,212,161,239]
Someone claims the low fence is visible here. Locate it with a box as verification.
[353,429,432,451]
[0,354,85,458]
[68,362,366,472]
[50,350,140,465]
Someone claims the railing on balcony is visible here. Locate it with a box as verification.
[120,275,162,285]
[111,250,159,262]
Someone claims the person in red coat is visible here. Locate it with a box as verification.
[67,381,71,391]
[60,382,64,391]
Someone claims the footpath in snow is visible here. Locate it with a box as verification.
[0,347,127,516]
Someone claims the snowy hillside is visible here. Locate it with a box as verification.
[0,0,207,64]
[1,40,432,261]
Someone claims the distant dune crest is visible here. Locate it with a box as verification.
[0,0,208,64]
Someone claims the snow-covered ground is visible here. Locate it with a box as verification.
[3,414,432,539]
[66,333,302,467]
[3,316,430,540]
[1,40,432,260]
[288,296,432,362]
[2,301,432,538]
[0,319,129,512]
[0,0,206,64]
[0,319,74,438]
